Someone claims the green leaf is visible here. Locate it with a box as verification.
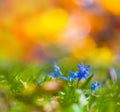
[81,74,94,89]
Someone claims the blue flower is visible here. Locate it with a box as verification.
[77,63,90,80]
[50,62,67,80]
[50,72,59,78]
[68,71,79,81]
[91,81,100,92]
[68,63,90,81]
[53,62,63,76]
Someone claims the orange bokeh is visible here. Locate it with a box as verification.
[100,0,120,15]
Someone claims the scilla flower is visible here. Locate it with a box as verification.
[68,63,90,81]
[53,62,63,76]
[50,62,67,80]
[77,63,90,80]
[91,81,100,92]
[68,71,79,81]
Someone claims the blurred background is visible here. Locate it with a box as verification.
[0,0,120,68]
[1,1,120,111]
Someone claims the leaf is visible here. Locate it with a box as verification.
[81,74,94,89]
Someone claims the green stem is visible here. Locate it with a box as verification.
[76,79,79,89]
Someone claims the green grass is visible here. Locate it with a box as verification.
[0,63,120,112]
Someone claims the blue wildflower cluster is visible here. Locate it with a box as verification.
[50,62,100,92]
[50,62,67,80]
[68,63,90,81]
[50,62,90,81]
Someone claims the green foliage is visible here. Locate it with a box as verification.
[0,63,120,112]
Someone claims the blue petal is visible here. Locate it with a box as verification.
[50,72,59,78]
[85,65,90,70]
[68,71,75,76]
[77,63,90,80]
[73,71,78,78]
[53,62,60,71]
[68,71,79,80]
[68,76,73,81]
[78,63,84,69]
[82,75,87,80]
[53,62,63,76]
[85,71,90,76]
[91,81,100,92]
